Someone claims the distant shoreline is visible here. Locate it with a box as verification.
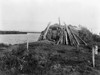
[0,31,41,34]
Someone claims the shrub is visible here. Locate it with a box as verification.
[78,26,93,43]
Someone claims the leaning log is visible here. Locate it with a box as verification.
[74,33,87,46]
[64,27,68,45]
[64,24,75,45]
[43,22,51,39]
[68,26,80,46]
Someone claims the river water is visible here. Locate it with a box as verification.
[0,33,40,45]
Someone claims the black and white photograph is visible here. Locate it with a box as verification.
[0,0,100,75]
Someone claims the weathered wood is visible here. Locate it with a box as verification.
[65,24,75,45]
[75,33,87,46]
[43,22,51,39]
[64,27,68,44]
[27,33,29,52]
[58,17,61,25]
[57,35,63,45]
[68,26,80,46]
[92,47,95,67]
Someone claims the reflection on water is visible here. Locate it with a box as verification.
[0,33,40,45]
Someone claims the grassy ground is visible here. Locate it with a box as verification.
[0,41,100,75]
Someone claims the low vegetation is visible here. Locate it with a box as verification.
[0,42,99,75]
[0,31,27,34]
[0,26,100,75]
[78,26,100,47]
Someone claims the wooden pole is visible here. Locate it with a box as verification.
[58,17,61,25]
[27,33,29,52]
[92,46,95,67]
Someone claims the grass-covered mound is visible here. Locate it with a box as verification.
[0,41,100,75]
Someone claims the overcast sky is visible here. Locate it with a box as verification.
[0,0,100,34]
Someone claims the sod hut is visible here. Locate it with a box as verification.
[38,22,87,46]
